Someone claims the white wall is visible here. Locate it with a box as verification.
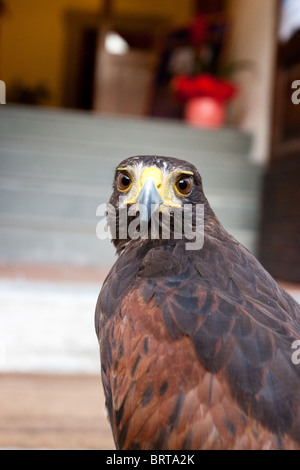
[227,0,277,164]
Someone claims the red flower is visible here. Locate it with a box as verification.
[172,73,238,103]
[190,14,208,46]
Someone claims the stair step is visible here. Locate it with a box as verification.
[0,105,252,158]
[0,150,261,194]
[0,225,116,267]
[0,224,256,267]
[0,186,259,231]
[0,105,262,265]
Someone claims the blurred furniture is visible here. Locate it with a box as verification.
[148,3,231,119]
[62,2,230,119]
[259,25,300,282]
[62,11,166,115]
[94,48,154,116]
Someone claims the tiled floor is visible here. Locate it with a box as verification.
[0,373,115,450]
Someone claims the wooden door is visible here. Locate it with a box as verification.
[258,12,300,282]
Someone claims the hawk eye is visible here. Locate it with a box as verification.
[117,172,132,192]
[175,175,193,196]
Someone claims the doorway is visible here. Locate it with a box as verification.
[62,11,167,115]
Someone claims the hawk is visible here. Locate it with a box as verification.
[95,155,300,450]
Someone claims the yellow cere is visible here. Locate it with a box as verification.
[119,165,194,209]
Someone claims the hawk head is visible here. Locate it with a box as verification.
[107,155,215,253]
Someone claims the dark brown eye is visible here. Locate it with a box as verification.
[117,172,132,191]
[175,175,193,195]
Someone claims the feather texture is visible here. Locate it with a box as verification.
[95,156,300,450]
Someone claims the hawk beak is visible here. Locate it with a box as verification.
[136,177,163,223]
[123,166,182,222]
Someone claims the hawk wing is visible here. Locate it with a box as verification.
[95,238,300,450]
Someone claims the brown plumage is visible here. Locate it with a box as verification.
[95,155,300,450]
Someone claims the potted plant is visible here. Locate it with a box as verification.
[170,13,239,128]
[172,73,238,128]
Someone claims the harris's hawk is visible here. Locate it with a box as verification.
[95,155,300,450]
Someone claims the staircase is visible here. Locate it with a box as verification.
[0,105,262,271]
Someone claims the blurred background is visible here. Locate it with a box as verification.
[0,0,299,449]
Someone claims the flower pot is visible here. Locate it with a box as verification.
[184,97,225,128]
